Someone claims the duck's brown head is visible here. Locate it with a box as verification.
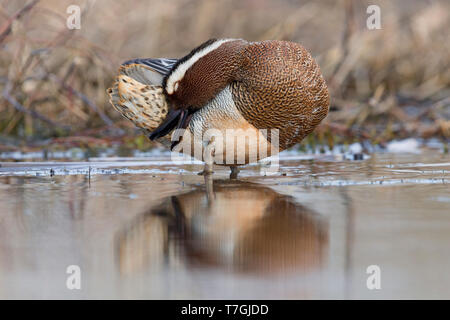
[162,38,247,109]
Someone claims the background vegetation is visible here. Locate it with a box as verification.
[0,0,449,152]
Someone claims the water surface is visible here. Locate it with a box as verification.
[0,152,449,299]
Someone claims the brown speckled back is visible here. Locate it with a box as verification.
[232,40,330,150]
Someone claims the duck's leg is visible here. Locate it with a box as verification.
[229,166,240,179]
[197,138,215,176]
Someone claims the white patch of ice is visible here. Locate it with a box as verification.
[348,142,363,154]
[386,138,421,154]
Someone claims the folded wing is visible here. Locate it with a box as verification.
[107,58,178,146]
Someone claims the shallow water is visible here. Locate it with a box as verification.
[0,151,449,299]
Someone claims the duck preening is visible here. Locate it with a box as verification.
[108,38,330,177]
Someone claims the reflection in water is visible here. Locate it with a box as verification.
[1,153,449,298]
[116,180,328,275]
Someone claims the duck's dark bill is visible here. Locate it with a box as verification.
[148,109,183,141]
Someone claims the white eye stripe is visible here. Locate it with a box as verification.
[165,39,235,95]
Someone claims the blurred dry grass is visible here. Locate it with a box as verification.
[0,0,449,151]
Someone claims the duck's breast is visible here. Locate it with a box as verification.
[176,85,277,165]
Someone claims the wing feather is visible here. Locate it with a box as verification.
[122,58,177,75]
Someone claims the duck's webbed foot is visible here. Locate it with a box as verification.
[197,162,214,176]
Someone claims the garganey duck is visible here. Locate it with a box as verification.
[108,38,329,176]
